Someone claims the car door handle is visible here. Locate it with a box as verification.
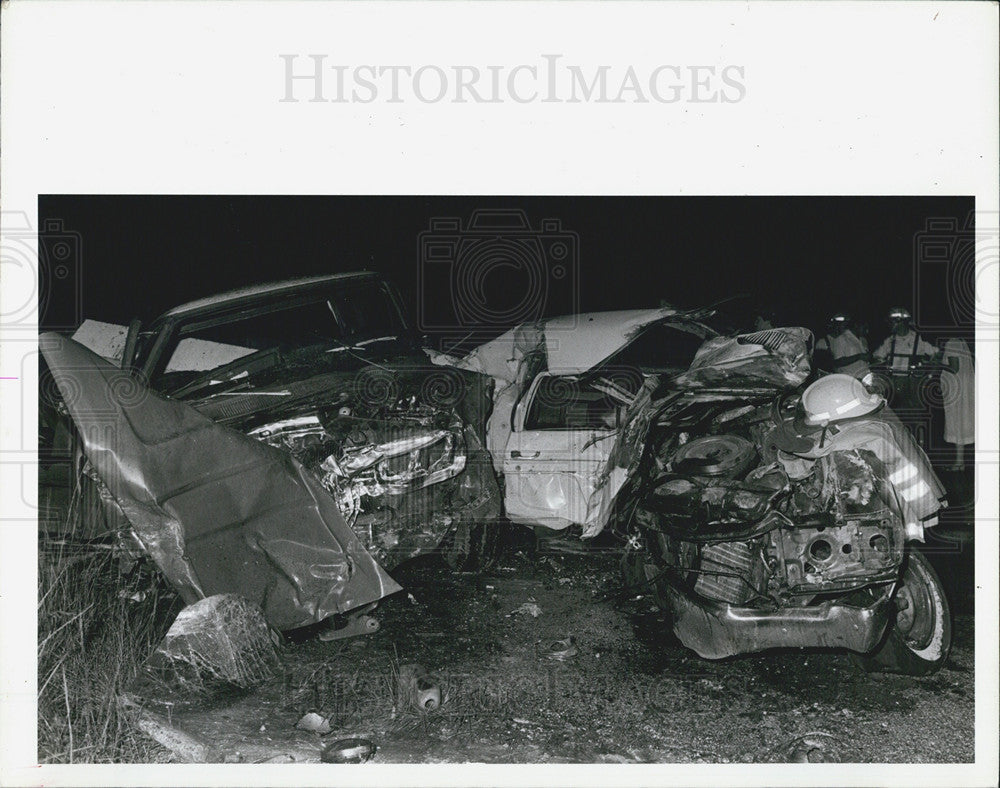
[510,450,540,459]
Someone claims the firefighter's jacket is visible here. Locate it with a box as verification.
[873,330,937,373]
[815,329,870,378]
[779,413,946,534]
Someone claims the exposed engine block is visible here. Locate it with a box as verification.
[643,427,904,605]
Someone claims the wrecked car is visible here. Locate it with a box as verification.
[430,307,718,535]
[438,316,951,674]
[41,272,502,633]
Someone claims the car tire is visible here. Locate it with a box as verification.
[852,549,952,676]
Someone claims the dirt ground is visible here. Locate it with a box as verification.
[150,520,974,766]
[37,462,976,765]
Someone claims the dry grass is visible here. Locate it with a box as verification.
[37,479,181,763]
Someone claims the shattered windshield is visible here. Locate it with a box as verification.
[153,282,408,394]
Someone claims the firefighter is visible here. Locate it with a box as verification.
[773,374,946,536]
[873,308,940,393]
[814,312,871,379]
[873,308,938,371]
[871,308,943,446]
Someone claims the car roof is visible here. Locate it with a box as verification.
[542,307,690,373]
[456,306,703,381]
[158,272,380,320]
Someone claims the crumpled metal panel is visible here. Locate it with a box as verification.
[40,334,401,631]
[672,327,814,390]
[446,309,682,383]
[503,464,627,536]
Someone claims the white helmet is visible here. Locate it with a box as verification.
[801,373,884,427]
[887,306,913,325]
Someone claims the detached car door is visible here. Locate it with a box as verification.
[502,372,623,531]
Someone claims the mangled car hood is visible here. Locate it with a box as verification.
[611,327,815,474]
[40,333,402,631]
[670,326,814,390]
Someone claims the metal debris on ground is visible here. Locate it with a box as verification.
[257,754,297,763]
[511,601,543,618]
[318,612,380,642]
[295,712,332,734]
[767,731,846,763]
[543,638,578,661]
[397,663,441,712]
[321,738,377,763]
[132,708,220,763]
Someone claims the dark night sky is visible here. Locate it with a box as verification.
[38,196,975,348]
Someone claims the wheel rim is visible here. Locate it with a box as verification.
[894,555,946,657]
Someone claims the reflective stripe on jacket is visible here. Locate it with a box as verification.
[791,414,946,528]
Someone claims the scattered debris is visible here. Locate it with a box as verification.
[397,663,441,712]
[257,753,297,763]
[321,738,377,764]
[133,708,220,763]
[295,712,332,734]
[543,638,578,661]
[129,594,282,707]
[768,731,846,763]
[318,613,380,642]
[512,602,543,618]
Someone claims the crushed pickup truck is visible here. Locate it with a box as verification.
[41,273,501,632]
